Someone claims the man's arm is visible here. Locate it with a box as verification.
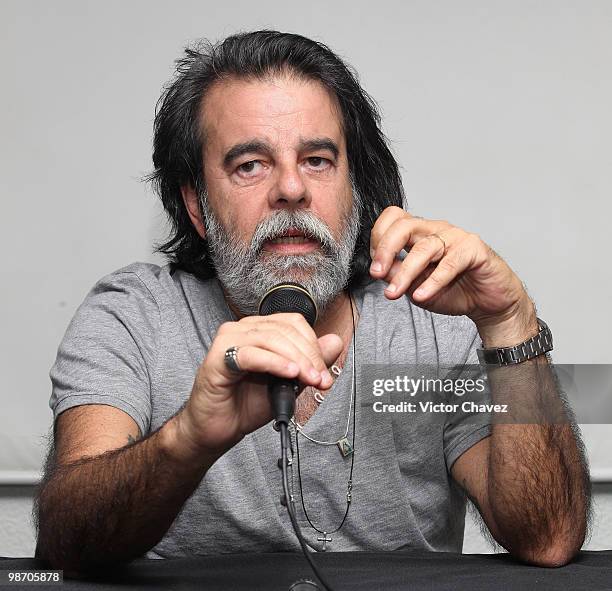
[35,405,217,572]
[368,206,591,566]
[452,314,591,567]
[37,314,343,572]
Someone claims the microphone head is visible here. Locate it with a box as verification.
[258,283,318,327]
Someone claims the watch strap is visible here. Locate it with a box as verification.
[477,318,553,366]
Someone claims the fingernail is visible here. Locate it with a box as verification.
[386,284,397,294]
[370,261,382,273]
[414,287,426,298]
[320,370,332,385]
[309,368,320,380]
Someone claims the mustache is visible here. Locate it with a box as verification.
[249,210,337,254]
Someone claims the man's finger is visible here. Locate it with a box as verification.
[370,217,449,278]
[412,249,471,301]
[318,333,344,365]
[370,205,411,252]
[371,258,404,284]
[227,346,301,380]
[221,329,329,388]
[383,234,448,299]
[240,315,328,374]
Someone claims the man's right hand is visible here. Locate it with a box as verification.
[172,313,344,461]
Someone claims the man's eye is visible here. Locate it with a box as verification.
[237,160,261,175]
[307,157,331,170]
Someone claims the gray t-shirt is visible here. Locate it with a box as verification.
[49,262,490,557]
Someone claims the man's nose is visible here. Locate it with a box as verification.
[268,162,311,209]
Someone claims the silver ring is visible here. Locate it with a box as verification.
[224,346,243,374]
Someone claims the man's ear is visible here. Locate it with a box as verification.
[180,185,206,239]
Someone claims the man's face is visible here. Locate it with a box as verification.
[183,73,360,315]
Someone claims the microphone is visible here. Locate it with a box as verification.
[258,283,318,426]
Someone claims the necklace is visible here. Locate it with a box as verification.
[288,292,357,552]
[312,364,342,404]
[290,295,357,457]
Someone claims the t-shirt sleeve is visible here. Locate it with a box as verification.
[434,314,492,471]
[49,269,161,436]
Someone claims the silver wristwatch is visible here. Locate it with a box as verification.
[477,318,553,366]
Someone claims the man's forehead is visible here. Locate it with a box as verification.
[200,74,345,152]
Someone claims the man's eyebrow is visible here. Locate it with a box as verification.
[298,138,339,159]
[223,140,272,168]
[222,137,340,168]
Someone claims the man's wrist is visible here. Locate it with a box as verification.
[475,296,539,349]
[159,413,223,471]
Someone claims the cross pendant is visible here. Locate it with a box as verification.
[317,532,332,551]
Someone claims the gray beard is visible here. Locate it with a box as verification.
[200,190,362,317]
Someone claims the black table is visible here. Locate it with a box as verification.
[1,550,611,590]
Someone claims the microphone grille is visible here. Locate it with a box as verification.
[258,283,318,327]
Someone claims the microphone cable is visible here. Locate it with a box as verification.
[259,282,346,590]
[279,421,335,591]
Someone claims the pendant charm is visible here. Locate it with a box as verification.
[317,532,332,551]
[337,437,354,458]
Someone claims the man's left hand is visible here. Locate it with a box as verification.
[369,206,538,346]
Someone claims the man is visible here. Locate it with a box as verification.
[35,30,590,571]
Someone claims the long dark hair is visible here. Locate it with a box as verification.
[149,30,405,289]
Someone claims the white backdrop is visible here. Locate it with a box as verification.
[1,0,611,482]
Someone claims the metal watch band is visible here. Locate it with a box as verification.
[477,318,553,366]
